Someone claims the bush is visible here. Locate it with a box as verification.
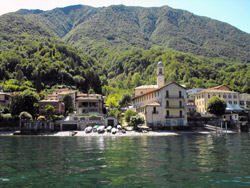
[19,111,33,120]
[124,109,137,124]
[37,116,46,121]
[2,113,13,121]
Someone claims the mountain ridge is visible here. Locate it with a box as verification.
[6,4,249,62]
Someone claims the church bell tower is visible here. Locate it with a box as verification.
[157,61,164,88]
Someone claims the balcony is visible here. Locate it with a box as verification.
[165,95,184,99]
[152,111,159,114]
[165,105,184,109]
[165,115,184,119]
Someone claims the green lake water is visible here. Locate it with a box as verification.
[1,134,250,188]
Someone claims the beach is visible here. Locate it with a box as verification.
[0,128,237,137]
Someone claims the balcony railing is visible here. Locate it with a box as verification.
[165,95,184,99]
[165,115,184,118]
[152,111,159,114]
[165,105,184,109]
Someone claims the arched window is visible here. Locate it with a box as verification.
[159,68,163,74]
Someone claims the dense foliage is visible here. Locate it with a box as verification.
[0,4,249,100]
[10,89,40,117]
[0,37,101,93]
[206,96,227,117]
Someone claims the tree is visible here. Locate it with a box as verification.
[106,96,119,108]
[22,89,40,116]
[119,93,132,107]
[63,94,73,114]
[19,111,33,120]
[124,109,137,124]
[206,96,226,117]
[45,105,55,120]
[130,115,145,129]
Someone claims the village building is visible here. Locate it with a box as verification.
[38,99,65,115]
[132,62,188,127]
[195,85,241,113]
[76,94,104,114]
[186,88,205,96]
[239,93,250,110]
[0,92,11,107]
[47,89,76,108]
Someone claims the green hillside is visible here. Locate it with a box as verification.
[0,4,250,95]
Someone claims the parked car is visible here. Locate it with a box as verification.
[85,126,92,133]
[97,125,105,133]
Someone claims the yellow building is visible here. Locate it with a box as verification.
[195,85,239,113]
[132,62,187,127]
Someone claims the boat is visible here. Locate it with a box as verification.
[111,128,117,134]
[97,125,105,133]
[106,126,112,132]
[85,126,92,133]
[93,125,99,132]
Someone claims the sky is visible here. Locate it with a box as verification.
[0,0,249,33]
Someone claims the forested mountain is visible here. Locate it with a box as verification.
[0,4,250,94]
[11,4,250,62]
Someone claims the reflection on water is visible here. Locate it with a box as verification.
[0,134,250,187]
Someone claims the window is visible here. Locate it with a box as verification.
[179,91,182,98]
[180,110,183,117]
[229,101,232,104]
[159,68,163,74]
[223,94,227,99]
[166,100,169,107]
[166,110,169,117]
[179,101,182,107]
[208,94,210,98]
[233,95,237,99]
[228,95,232,99]
[153,107,157,113]
[152,93,154,98]
[178,120,184,126]
[234,101,237,105]
[166,120,171,126]
[166,90,169,97]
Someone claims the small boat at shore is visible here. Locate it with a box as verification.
[97,125,105,133]
[85,126,92,133]
[111,128,117,134]
[106,126,112,132]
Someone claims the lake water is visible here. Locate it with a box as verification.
[1,134,250,187]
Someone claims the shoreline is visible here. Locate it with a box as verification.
[0,129,238,137]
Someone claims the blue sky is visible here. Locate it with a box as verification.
[1,0,249,33]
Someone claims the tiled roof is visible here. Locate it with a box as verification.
[133,82,186,99]
[135,85,158,89]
